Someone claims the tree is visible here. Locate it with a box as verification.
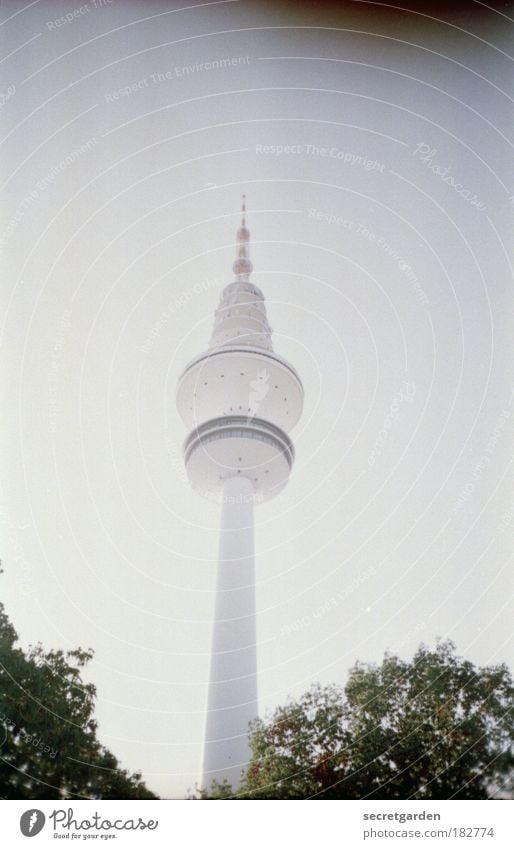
[0,594,157,799]
[205,642,514,799]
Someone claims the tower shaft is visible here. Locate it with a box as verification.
[202,476,258,791]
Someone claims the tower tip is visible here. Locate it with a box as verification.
[233,194,252,279]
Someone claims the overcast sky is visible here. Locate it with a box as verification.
[1,0,513,799]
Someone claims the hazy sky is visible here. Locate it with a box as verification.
[1,0,513,798]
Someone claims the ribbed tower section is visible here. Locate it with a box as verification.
[176,198,304,791]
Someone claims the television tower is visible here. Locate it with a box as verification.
[176,198,304,791]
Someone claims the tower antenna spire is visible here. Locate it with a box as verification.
[233,194,252,280]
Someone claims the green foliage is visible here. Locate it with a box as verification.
[203,642,514,799]
[191,778,234,800]
[0,595,157,799]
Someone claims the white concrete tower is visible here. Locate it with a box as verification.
[176,198,304,791]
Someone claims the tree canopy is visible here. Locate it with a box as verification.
[0,594,157,799]
[205,642,514,799]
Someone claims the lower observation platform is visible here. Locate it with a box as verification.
[183,415,294,502]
